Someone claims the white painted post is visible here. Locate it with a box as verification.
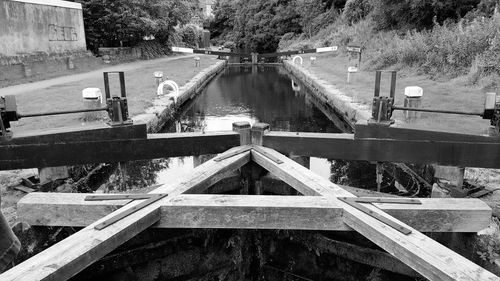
[310,56,316,66]
[403,86,423,123]
[154,71,163,88]
[82,88,103,121]
[347,66,358,84]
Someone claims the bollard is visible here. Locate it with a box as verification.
[154,71,163,88]
[347,66,358,84]
[310,56,317,66]
[251,123,270,146]
[194,56,200,67]
[82,88,103,121]
[67,57,75,70]
[232,121,251,145]
[403,86,423,123]
[22,63,32,78]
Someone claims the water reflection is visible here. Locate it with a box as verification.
[165,65,341,134]
[126,66,342,188]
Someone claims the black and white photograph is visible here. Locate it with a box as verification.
[1,0,500,280]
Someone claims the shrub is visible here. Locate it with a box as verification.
[177,25,203,48]
[367,15,499,77]
[343,0,372,24]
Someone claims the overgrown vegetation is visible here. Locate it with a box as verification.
[76,0,198,55]
[210,0,500,87]
[209,0,345,53]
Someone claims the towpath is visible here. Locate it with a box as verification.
[1,55,219,133]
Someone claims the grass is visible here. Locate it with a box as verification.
[6,56,218,133]
[295,52,491,135]
[280,13,500,90]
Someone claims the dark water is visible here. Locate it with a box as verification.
[165,65,341,133]
[126,65,346,188]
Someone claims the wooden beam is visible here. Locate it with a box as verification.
[0,131,240,169]
[262,132,500,168]
[3,123,147,145]
[250,146,499,281]
[354,122,500,143]
[17,193,491,232]
[0,146,250,281]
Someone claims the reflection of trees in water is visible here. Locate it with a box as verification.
[178,113,207,132]
[124,158,172,189]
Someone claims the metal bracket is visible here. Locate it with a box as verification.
[213,146,283,164]
[252,146,283,164]
[85,193,168,230]
[338,197,421,235]
[370,71,396,124]
[103,72,132,126]
[213,146,252,162]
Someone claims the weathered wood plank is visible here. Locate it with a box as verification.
[262,131,500,168]
[3,123,147,145]
[17,193,491,232]
[4,130,500,170]
[0,147,250,281]
[0,131,240,169]
[355,122,500,143]
[251,146,499,281]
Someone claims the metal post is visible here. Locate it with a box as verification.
[119,72,126,98]
[103,72,111,100]
[374,71,381,97]
[389,71,397,98]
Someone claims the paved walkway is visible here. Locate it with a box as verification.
[0,55,195,96]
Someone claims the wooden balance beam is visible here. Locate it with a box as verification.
[2,130,500,170]
[0,131,240,170]
[2,144,499,281]
[262,131,500,168]
[18,193,491,232]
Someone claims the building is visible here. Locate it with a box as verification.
[0,0,95,82]
[0,0,86,57]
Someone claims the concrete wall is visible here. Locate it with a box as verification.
[0,0,86,56]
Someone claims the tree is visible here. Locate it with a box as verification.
[77,0,192,53]
[370,0,482,30]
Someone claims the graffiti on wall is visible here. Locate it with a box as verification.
[48,24,78,41]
